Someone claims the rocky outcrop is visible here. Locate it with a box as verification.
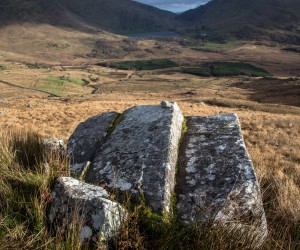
[67,112,119,177]
[176,114,267,246]
[60,102,267,246]
[48,177,127,244]
[85,103,184,213]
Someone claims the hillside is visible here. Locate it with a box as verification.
[58,0,176,33]
[178,0,300,43]
[0,0,176,34]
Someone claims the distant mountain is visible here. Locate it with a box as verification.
[0,0,176,33]
[1,0,299,43]
[58,0,176,33]
[178,0,300,43]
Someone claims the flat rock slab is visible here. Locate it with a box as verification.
[176,114,267,245]
[86,103,184,213]
[67,112,119,177]
[48,177,127,244]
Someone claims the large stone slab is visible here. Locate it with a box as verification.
[48,177,127,244]
[176,114,267,245]
[85,103,184,213]
[67,112,119,177]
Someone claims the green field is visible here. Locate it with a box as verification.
[35,75,89,96]
[43,75,88,86]
[191,41,240,52]
[182,62,272,77]
[182,67,211,77]
[97,59,177,70]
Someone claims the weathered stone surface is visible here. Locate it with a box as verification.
[43,138,64,151]
[48,177,127,244]
[85,103,184,213]
[160,100,173,108]
[176,114,267,245]
[67,112,119,177]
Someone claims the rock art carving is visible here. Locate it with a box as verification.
[85,102,184,213]
[53,102,268,246]
[176,114,267,246]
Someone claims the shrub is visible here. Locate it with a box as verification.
[97,59,177,70]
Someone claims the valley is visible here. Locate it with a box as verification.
[0,0,300,248]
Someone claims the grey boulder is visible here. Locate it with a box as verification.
[48,177,127,244]
[176,114,267,247]
[43,138,64,151]
[85,103,184,213]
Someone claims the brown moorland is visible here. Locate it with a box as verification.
[0,21,300,248]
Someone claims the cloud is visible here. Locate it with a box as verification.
[135,0,209,12]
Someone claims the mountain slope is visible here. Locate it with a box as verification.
[0,0,176,33]
[178,0,300,42]
[58,0,176,33]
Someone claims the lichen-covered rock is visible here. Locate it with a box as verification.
[48,177,127,244]
[160,100,173,108]
[43,138,64,151]
[67,112,119,177]
[85,103,184,213]
[176,114,267,246]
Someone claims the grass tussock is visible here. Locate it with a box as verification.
[0,130,70,249]
[0,121,300,249]
[113,204,265,250]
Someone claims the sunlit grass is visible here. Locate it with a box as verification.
[0,110,299,248]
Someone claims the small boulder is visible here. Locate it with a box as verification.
[48,177,127,245]
[43,138,64,151]
[27,102,33,108]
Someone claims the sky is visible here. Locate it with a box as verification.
[135,0,210,13]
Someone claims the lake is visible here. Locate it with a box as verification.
[128,31,178,38]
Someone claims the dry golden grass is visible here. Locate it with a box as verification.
[1,73,299,248]
[0,27,300,247]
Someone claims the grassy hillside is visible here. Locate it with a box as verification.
[178,0,300,43]
[0,0,176,34]
[58,0,176,34]
[0,99,299,249]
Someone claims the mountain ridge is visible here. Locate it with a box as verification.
[178,0,300,42]
[1,0,300,43]
[0,0,177,33]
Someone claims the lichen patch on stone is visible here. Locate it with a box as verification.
[85,103,184,213]
[48,177,127,244]
[176,113,267,247]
